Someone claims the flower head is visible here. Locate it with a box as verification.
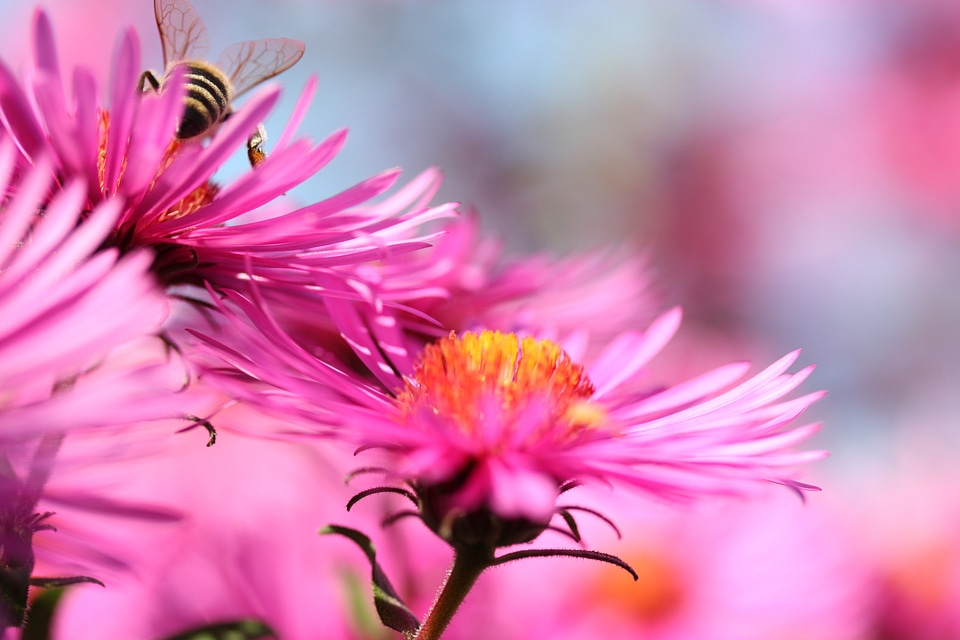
[50,425,370,640]
[468,491,875,640]
[0,9,454,299]
[0,140,173,442]
[842,445,960,640]
[197,289,825,549]
[351,213,658,344]
[263,212,659,409]
[0,140,194,629]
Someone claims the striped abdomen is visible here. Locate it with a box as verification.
[165,61,232,139]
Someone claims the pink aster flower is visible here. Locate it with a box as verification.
[50,417,373,640]
[471,490,875,640]
[193,283,824,637]
[840,443,960,640]
[348,212,660,354]
[201,291,824,520]
[0,9,454,300]
[266,213,659,399]
[0,141,174,442]
[0,142,197,630]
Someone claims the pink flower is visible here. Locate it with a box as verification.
[456,490,875,640]
[350,212,660,349]
[264,213,659,402]
[49,414,372,640]
[840,445,960,639]
[0,143,193,629]
[0,9,454,298]
[197,289,825,545]
[0,141,173,441]
[863,0,960,230]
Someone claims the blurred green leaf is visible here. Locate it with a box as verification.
[161,619,276,640]
[21,587,64,640]
[320,524,420,636]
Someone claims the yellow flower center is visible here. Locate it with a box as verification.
[396,331,606,444]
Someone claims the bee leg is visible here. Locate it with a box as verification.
[138,70,161,93]
[247,123,268,168]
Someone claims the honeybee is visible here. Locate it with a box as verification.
[139,0,305,167]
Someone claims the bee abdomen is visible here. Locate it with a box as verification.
[166,62,231,139]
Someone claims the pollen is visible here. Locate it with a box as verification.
[156,178,219,222]
[96,109,219,222]
[396,331,607,444]
[96,109,127,195]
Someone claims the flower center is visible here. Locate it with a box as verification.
[96,109,218,221]
[396,331,606,444]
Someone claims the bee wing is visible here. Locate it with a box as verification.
[217,38,306,98]
[155,0,210,65]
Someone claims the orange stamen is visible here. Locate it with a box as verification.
[96,109,218,223]
[396,331,606,444]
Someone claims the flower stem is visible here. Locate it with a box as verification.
[414,548,490,640]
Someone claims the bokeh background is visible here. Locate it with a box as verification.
[2,0,959,637]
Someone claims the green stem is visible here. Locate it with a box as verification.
[414,548,490,640]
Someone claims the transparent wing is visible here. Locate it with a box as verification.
[155,0,210,65]
[217,38,306,98]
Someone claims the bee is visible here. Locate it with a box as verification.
[139,0,305,167]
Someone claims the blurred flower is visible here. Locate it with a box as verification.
[354,213,660,349]
[269,213,661,396]
[843,445,960,640]
[197,290,825,548]
[0,9,454,300]
[0,141,171,443]
[50,420,371,640]
[0,142,188,630]
[472,490,875,640]
[865,0,960,229]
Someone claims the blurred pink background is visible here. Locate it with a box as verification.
[4,0,959,637]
